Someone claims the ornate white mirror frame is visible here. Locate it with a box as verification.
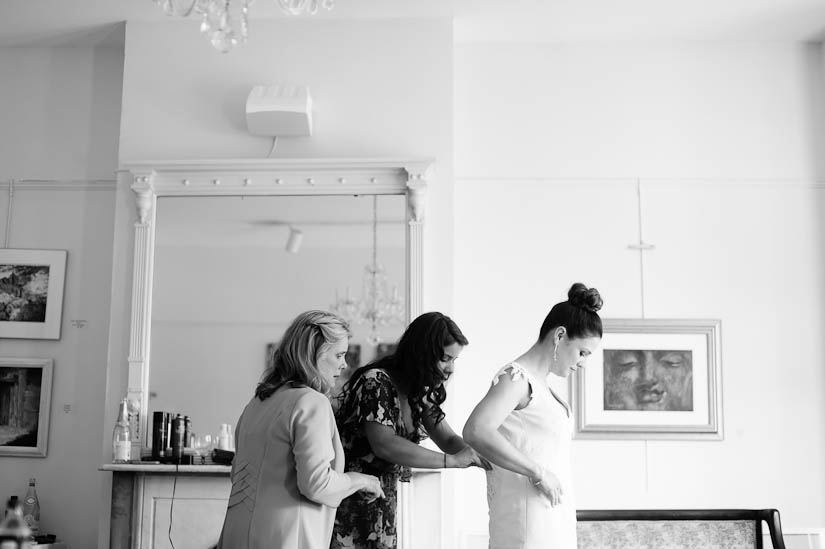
[121,158,432,453]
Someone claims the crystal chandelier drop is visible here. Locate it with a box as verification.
[153,0,335,53]
[331,196,405,346]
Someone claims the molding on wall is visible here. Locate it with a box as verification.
[0,179,117,190]
[455,176,825,189]
[119,158,434,197]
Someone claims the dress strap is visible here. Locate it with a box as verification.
[493,362,571,417]
[492,361,532,386]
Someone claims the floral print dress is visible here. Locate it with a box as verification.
[331,368,426,549]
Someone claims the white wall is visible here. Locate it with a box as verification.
[0,45,122,549]
[0,182,117,548]
[0,47,123,181]
[451,42,825,546]
[455,42,823,180]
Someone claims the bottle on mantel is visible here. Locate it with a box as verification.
[112,398,131,463]
[21,478,39,536]
[218,423,233,451]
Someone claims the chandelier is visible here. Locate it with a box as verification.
[153,0,335,53]
[331,196,405,346]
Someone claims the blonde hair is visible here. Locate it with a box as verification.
[256,310,350,400]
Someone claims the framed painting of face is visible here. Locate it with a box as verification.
[573,319,722,440]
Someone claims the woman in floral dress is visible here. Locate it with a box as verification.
[331,312,489,549]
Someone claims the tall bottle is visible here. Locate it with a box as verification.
[218,423,232,451]
[21,478,39,535]
[112,398,131,463]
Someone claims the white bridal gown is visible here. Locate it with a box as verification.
[486,362,577,549]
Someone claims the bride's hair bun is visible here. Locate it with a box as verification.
[568,283,603,313]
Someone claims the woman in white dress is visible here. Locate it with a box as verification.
[463,283,603,549]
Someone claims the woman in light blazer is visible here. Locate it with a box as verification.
[217,310,384,549]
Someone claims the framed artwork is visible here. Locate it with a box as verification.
[0,358,54,457]
[0,249,67,339]
[573,319,722,440]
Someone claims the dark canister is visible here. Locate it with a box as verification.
[183,415,192,448]
[151,411,167,459]
[171,414,185,461]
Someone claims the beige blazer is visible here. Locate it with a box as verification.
[217,386,353,548]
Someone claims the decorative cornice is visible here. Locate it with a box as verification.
[120,158,434,197]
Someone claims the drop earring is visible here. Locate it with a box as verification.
[553,342,558,362]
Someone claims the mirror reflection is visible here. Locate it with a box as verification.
[148,194,407,440]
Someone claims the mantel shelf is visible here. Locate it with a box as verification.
[100,463,231,474]
[100,463,440,475]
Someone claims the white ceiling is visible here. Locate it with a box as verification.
[2,0,825,47]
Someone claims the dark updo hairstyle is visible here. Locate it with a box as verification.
[538,283,604,342]
[338,312,468,433]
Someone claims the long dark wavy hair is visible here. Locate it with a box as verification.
[337,311,468,433]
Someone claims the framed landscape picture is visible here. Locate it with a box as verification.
[0,358,54,457]
[573,319,722,440]
[0,249,67,339]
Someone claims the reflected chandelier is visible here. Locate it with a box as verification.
[153,0,335,53]
[331,196,404,346]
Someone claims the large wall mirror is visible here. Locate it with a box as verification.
[150,193,407,435]
[122,159,431,453]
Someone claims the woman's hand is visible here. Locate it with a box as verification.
[446,446,492,470]
[531,468,563,506]
[351,473,385,503]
